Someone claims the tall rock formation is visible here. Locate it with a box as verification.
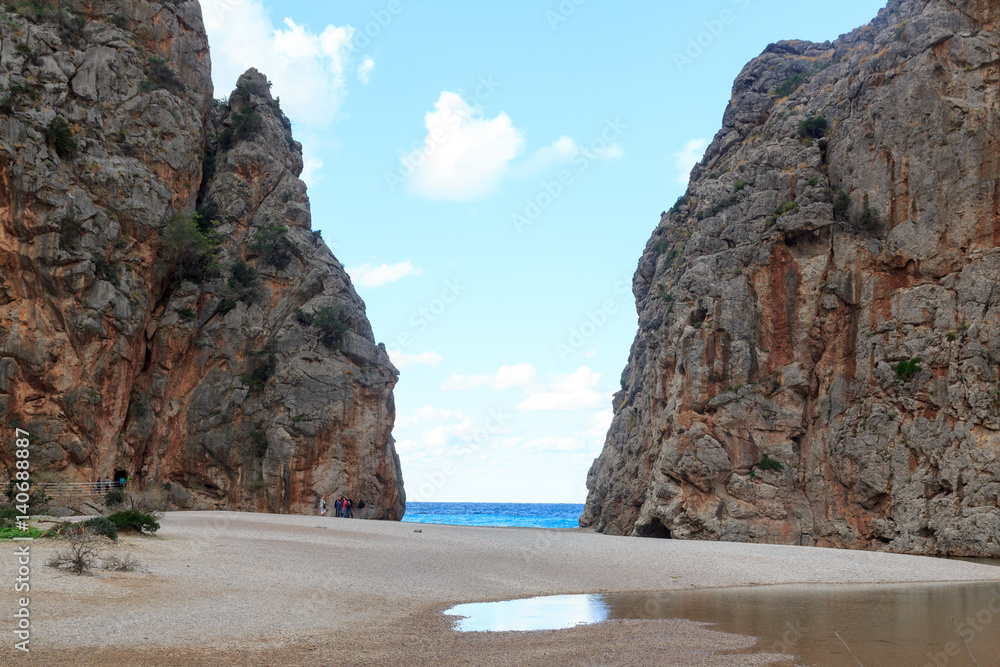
[0,1,404,518]
[582,0,1000,556]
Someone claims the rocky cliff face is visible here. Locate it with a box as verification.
[0,0,404,518]
[582,0,1000,556]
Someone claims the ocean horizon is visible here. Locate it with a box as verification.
[401,502,585,529]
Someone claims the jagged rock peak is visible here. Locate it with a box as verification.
[581,0,1000,556]
[0,1,404,518]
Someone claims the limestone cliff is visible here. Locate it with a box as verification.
[0,0,405,518]
[582,0,1000,556]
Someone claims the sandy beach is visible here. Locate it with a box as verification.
[2,511,999,666]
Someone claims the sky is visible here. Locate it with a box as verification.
[200,0,888,504]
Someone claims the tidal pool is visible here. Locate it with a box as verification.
[445,582,1000,665]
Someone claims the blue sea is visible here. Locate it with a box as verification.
[401,502,584,528]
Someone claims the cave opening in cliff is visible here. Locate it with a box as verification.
[636,518,672,539]
[113,469,128,488]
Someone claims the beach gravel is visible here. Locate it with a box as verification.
[2,511,998,665]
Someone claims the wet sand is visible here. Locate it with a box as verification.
[3,511,998,666]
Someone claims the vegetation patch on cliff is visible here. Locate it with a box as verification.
[250,225,294,270]
[160,213,218,284]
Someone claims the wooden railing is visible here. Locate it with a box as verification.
[3,482,127,497]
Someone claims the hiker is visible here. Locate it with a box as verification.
[319,498,327,516]
[344,497,354,518]
[357,499,366,519]
[334,497,343,518]
[104,477,111,493]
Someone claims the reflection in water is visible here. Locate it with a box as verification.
[446,583,1000,666]
[446,594,609,632]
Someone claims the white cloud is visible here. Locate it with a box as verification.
[299,142,323,188]
[439,364,610,410]
[422,420,473,447]
[201,0,358,128]
[403,91,525,201]
[399,91,625,201]
[357,56,375,84]
[515,366,610,411]
[441,364,536,391]
[347,261,423,288]
[395,405,464,429]
[389,350,443,370]
[517,136,623,177]
[671,138,708,185]
[517,136,579,174]
[394,438,423,454]
[595,143,625,161]
[394,405,474,450]
[587,409,614,437]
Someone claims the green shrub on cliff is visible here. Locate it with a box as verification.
[294,308,313,326]
[159,213,218,284]
[251,429,268,457]
[892,357,922,382]
[797,115,828,139]
[141,56,185,93]
[853,193,880,233]
[757,454,784,472]
[833,189,851,222]
[313,307,350,349]
[219,105,264,150]
[774,72,809,97]
[668,195,688,214]
[45,116,77,159]
[769,201,799,226]
[250,225,293,270]
[228,260,260,302]
[652,240,671,256]
[240,345,276,392]
[11,1,58,20]
[270,97,292,132]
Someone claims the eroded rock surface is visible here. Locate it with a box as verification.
[0,1,404,517]
[582,0,1000,556]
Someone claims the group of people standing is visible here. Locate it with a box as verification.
[319,496,366,518]
[91,476,127,493]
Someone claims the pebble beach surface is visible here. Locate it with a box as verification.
[4,511,999,666]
